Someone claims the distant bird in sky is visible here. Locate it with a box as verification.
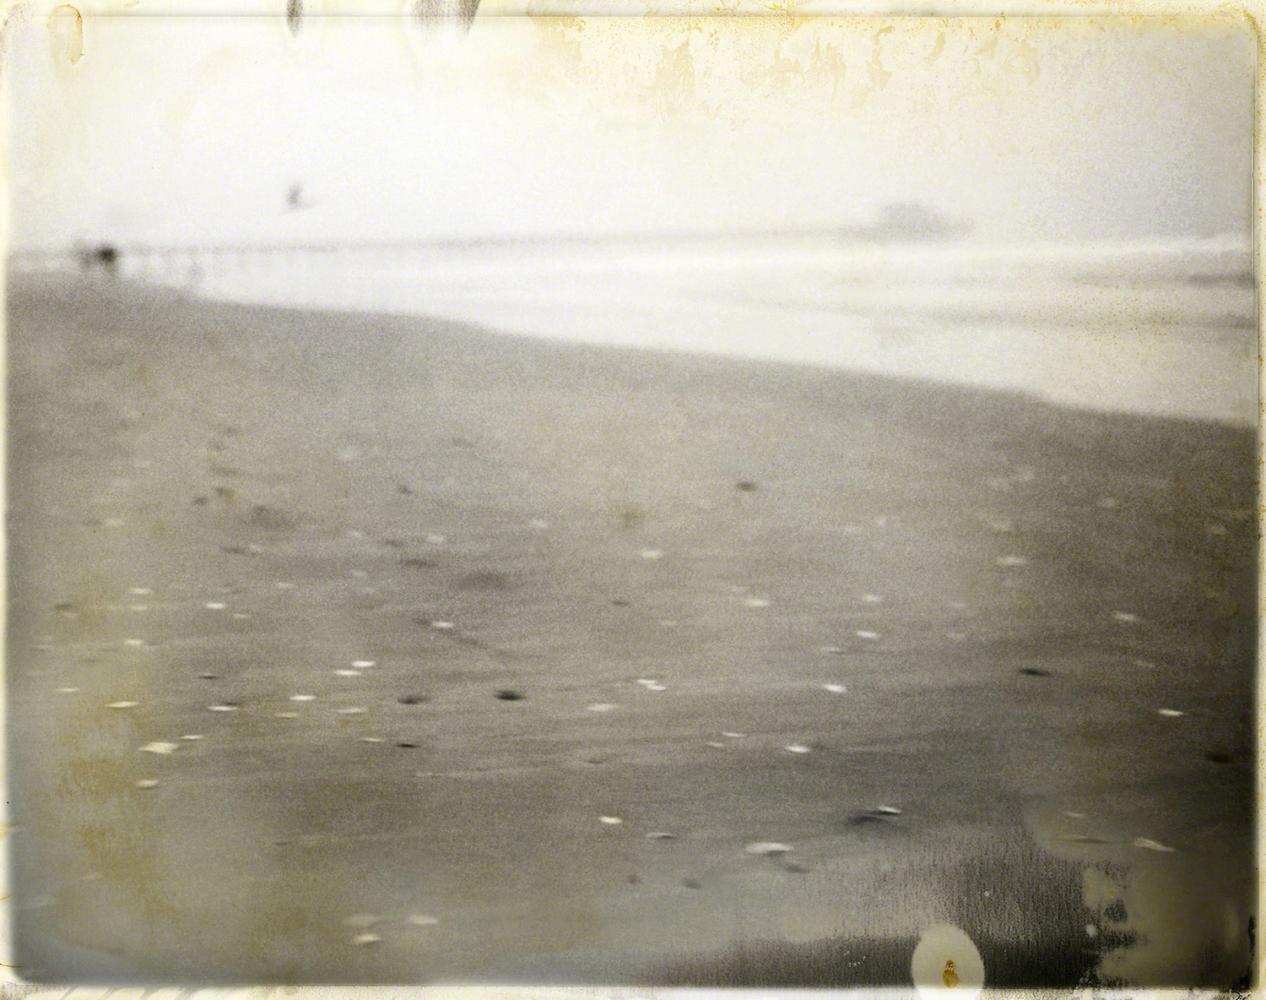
[285,182,313,213]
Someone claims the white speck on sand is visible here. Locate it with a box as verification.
[274,712,299,719]
[431,621,455,630]
[128,587,153,596]
[352,660,376,668]
[996,555,1028,567]
[56,686,80,694]
[180,734,204,741]
[599,816,623,825]
[337,707,368,715]
[107,701,140,709]
[139,742,179,755]
[123,638,146,647]
[135,779,159,789]
[1113,611,1141,624]
[822,683,847,694]
[204,602,227,611]
[745,842,792,856]
[784,744,811,754]
[290,694,316,702]
[587,703,618,713]
[855,630,880,641]
[1132,837,1176,853]
[208,704,239,713]
[743,597,771,608]
[334,669,362,677]
[407,914,440,927]
[351,933,381,946]
[1157,708,1185,718]
[344,914,382,929]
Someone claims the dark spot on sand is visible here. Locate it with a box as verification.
[847,811,897,827]
[619,507,645,531]
[736,480,758,492]
[495,689,525,701]
[398,484,414,495]
[780,861,810,874]
[249,504,297,531]
[197,673,220,680]
[1019,667,1052,677]
[681,878,703,890]
[221,544,251,556]
[627,873,641,885]
[53,601,76,613]
[397,694,428,705]
[1205,750,1233,764]
[458,570,511,591]
[192,495,209,506]
[396,741,420,749]
[1103,899,1128,922]
[401,557,434,570]
[610,598,631,607]
[381,538,405,549]
[214,485,236,503]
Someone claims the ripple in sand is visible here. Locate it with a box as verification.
[344,914,381,929]
[1132,837,1176,853]
[128,588,153,596]
[646,831,677,840]
[139,742,179,755]
[721,732,746,739]
[274,712,299,719]
[587,703,618,713]
[745,842,792,856]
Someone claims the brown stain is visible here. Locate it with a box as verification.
[48,3,82,64]
[942,957,960,987]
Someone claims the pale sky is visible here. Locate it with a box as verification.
[3,9,1255,249]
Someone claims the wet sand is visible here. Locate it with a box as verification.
[6,275,1256,986]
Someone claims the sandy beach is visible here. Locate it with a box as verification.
[6,274,1255,986]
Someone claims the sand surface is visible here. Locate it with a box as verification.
[6,276,1255,986]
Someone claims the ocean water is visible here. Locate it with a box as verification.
[87,233,1265,424]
